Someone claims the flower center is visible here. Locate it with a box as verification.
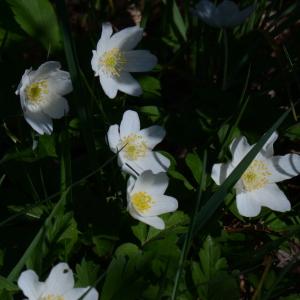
[99,48,126,77]
[121,134,148,161]
[40,295,64,300]
[25,80,49,103]
[131,191,154,213]
[241,159,271,191]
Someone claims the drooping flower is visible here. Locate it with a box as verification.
[91,22,157,99]
[16,61,72,135]
[107,110,170,176]
[194,0,254,28]
[211,132,300,217]
[18,262,98,300]
[127,170,178,229]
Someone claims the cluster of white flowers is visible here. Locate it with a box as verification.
[107,110,178,230]
[14,7,300,299]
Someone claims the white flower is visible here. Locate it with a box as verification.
[91,22,157,99]
[194,0,254,28]
[127,170,178,229]
[107,110,170,176]
[211,132,300,217]
[18,262,98,300]
[16,61,72,135]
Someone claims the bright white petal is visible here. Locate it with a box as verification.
[109,26,143,51]
[211,162,234,185]
[127,176,136,196]
[236,190,261,217]
[91,50,99,74]
[99,73,118,99]
[42,94,69,119]
[64,287,98,300]
[120,110,140,138]
[44,263,74,296]
[143,195,178,217]
[131,170,169,195]
[229,136,252,164]
[261,131,278,157]
[107,124,120,152]
[140,125,166,149]
[255,183,291,213]
[195,0,217,27]
[16,68,31,96]
[136,151,170,174]
[115,72,142,97]
[24,111,53,135]
[96,22,113,54]
[268,154,300,183]
[128,206,165,229]
[31,61,61,81]
[18,270,44,299]
[48,71,73,96]
[123,50,157,72]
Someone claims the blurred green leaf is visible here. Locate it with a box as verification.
[185,152,202,184]
[6,0,61,50]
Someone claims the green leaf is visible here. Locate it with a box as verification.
[185,152,202,184]
[6,0,61,50]
[0,276,18,292]
[76,258,100,287]
[191,236,238,300]
[172,0,187,41]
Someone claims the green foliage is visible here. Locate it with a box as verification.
[191,236,239,300]
[6,0,61,51]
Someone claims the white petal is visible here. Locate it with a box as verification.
[42,94,69,119]
[107,124,120,152]
[195,0,217,27]
[211,162,234,185]
[109,26,143,51]
[268,154,300,183]
[136,151,170,174]
[16,68,31,96]
[31,61,61,81]
[96,22,113,54]
[48,70,73,96]
[261,131,278,157]
[120,110,140,138]
[229,136,252,164]
[128,206,165,229]
[127,176,136,196]
[91,50,99,74]
[99,73,118,99]
[143,195,178,217]
[236,190,261,217]
[131,170,169,195]
[64,287,98,300]
[215,0,239,27]
[231,5,254,27]
[140,125,166,149]
[18,270,44,299]
[44,263,74,295]
[120,159,142,176]
[255,183,291,213]
[24,111,53,135]
[123,50,157,72]
[115,72,142,97]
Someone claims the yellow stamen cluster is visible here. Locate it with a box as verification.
[241,159,271,191]
[131,192,154,213]
[121,134,148,161]
[99,48,127,77]
[40,295,64,300]
[25,80,49,103]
